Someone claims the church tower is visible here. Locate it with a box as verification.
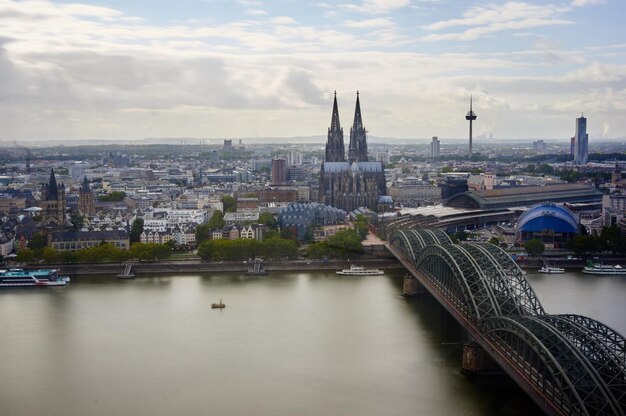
[325,91,346,162]
[348,91,368,163]
[79,176,95,217]
[40,168,66,228]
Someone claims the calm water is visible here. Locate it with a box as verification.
[1,270,624,416]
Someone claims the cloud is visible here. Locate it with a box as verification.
[422,2,573,41]
[340,0,410,15]
[571,0,605,6]
[270,16,297,25]
[344,18,394,29]
[0,0,624,140]
[245,9,268,16]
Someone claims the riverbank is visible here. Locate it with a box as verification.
[37,258,405,276]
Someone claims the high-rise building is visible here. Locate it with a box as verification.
[287,151,302,166]
[533,140,547,153]
[465,96,477,157]
[574,115,588,165]
[271,158,287,185]
[319,92,388,212]
[431,136,440,158]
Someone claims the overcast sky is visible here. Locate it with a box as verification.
[0,0,625,142]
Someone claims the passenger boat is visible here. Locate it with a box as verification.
[211,299,226,309]
[539,266,565,274]
[0,268,70,287]
[336,265,384,276]
[582,263,626,276]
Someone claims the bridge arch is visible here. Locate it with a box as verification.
[482,315,623,416]
[387,227,625,416]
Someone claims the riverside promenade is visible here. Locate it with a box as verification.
[41,257,404,277]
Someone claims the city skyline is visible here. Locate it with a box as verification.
[1,0,625,142]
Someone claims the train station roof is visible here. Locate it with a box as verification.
[445,184,602,210]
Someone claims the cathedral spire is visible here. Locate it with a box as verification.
[330,90,341,133]
[352,90,362,130]
[80,176,90,193]
[325,91,345,162]
[349,91,367,163]
[47,168,59,200]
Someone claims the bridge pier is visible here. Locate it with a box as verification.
[461,341,500,375]
[402,274,428,296]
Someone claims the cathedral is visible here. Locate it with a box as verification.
[319,92,388,212]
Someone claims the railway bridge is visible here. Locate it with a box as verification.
[387,228,625,416]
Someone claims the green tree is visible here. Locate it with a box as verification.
[16,248,36,263]
[70,212,84,230]
[98,191,126,202]
[153,244,172,260]
[524,239,545,256]
[258,212,277,229]
[488,236,500,246]
[28,232,48,251]
[601,226,621,254]
[355,214,370,240]
[42,247,59,264]
[165,239,177,250]
[261,237,298,259]
[455,230,469,241]
[568,235,604,256]
[195,224,212,245]
[207,210,226,230]
[221,195,236,213]
[306,229,363,258]
[129,218,144,243]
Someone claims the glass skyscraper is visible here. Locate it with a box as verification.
[574,115,588,165]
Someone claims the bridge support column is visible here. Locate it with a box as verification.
[461,342,500,375]
[403,275,428,296]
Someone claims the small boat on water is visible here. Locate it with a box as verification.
[539,266,565,274]
[211,299,226,309]
[0,268,70,287]
[336,265,384,276]
[582,262,626,276]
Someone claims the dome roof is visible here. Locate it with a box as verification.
[516,203,579,234]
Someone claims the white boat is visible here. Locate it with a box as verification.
[582,263,626,275]
[336,265,384,276]
[0,268,70,287]
[539,266,565,274]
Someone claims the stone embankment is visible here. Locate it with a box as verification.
[45,258,405,276]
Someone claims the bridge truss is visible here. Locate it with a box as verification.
[389,228,625,416]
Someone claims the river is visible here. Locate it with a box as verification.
[1,270,624,416]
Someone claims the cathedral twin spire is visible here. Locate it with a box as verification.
[325,91,368,163]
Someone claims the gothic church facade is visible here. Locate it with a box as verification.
[319,92,387,212]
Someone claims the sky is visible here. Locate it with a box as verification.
[0,0,625,142]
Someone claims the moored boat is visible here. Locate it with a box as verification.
[582,263,626,276]
[336,265,384,276]
[539,266,565,274]
[211,299,226,309]
[0,268,70,287]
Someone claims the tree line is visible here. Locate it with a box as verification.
[16,242,173,264]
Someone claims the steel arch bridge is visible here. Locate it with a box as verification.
[388,228,625,416]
